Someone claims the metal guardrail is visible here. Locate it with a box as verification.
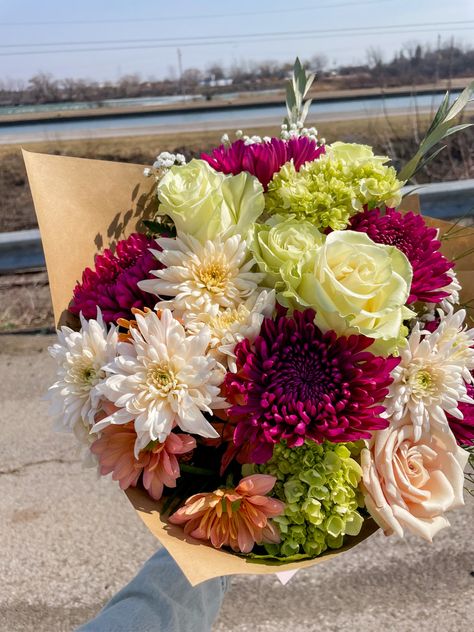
[1,179,473,273]
[0,228,44,273]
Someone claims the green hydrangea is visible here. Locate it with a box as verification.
[265,142,403,231]
[257,441,365,558]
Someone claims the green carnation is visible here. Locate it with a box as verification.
[258,441,365,558]
[265,142,403,231]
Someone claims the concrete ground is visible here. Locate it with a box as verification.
[1,334,473,632]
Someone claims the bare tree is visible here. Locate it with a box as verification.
[310,54,328,76]
[28,73,60,103]
[181,68,203,89]
[206,63,225,80]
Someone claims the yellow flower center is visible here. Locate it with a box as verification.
[198,262,229,292]
[209,306,248,331]
[69,358,101,387]
[147,364,177,394]
[412,369,435,396]
[82,367,97,383]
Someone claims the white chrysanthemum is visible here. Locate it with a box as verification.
[421,269,462,322]
[385,321,474,439]
[440,268,461,311]
[93,309,225,456]
[428,307,474,382]
[185,290,276,372]
[138,233,265,318]
[47,311,118,435]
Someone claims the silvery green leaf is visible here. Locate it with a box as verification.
[400,81,473,182]
[300,99,312,125]
[444,81,474,122]
[398,154,422,182]
[409,145,447,180]
[284,57,317,127]
[421,121,472,155]
[426,91,450,135]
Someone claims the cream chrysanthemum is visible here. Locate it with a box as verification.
[94,309,225,456]
[185,290,276,372]
[138,234,265,319]
[385,320,474,439]
[47,310,118,435]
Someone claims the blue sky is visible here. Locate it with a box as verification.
[0,0,473,83]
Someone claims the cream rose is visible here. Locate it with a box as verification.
[157,159,264,242]
[361,420,468,541]
[250,215,324,288]
[281,230,413,345]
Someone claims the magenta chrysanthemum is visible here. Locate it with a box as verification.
[447,381,474,445]
[224,309,399,464]
[201,137,325,189]
[350,207,454,304]
[71,232,160,323]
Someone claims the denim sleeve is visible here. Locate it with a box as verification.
[76,547,229,632]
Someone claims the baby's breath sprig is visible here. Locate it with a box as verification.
[143,151,186,181]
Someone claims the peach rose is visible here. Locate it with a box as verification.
[360,420,468,541]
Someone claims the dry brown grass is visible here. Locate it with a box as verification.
[0,272,53,332]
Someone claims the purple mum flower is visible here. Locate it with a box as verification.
[224,309,399,464]
[70,232,160,324]
[350,207,454,304]
[201,137,325,189]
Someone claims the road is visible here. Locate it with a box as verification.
[1,334,473,632]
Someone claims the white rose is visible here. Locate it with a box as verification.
[157,159,264,242]
[282,230,413,345]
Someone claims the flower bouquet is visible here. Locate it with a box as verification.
[25,60,474,585]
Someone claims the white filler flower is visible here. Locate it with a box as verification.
[47,311,118,434]
[94,309,224,456]
[185,290,276,372]
[385,315,474,439]
[139,233,265,319]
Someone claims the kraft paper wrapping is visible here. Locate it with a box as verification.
[23,150,473,585]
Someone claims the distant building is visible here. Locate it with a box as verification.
[199,76,233,88]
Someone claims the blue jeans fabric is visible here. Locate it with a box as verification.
[76,548,229,632]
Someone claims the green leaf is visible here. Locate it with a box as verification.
[399,81,473,183]
[444,81,474,122]
[405,145,447,181]
[179,463,217,477]
[426,91,450,136]
[398,154,422,182]
[143,219,176,236]
[300,99,312,125]
[284,57,317,127]
[420,121,472,156]
[243,551,314,564]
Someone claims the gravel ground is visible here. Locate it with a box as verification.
[1,334,473,632]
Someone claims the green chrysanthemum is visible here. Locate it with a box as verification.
[265,142,403,231]
[257,441,365,558]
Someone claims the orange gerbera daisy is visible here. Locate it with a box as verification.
[169,474,285,553]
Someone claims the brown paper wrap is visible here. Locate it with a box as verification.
[24,150,473,585]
